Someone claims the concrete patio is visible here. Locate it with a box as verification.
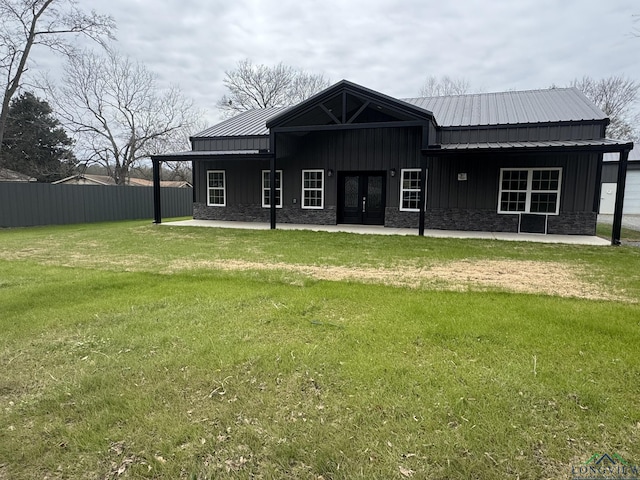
[161,219,611,246]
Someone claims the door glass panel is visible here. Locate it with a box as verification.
[367,176,382,208]
[344,176,359,208]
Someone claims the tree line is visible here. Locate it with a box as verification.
[1,1,638,185]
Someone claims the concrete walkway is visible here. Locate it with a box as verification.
[162,219,610,246]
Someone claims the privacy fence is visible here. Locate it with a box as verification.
[0,183,192,227]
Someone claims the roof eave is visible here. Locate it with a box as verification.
[423,140,634,155]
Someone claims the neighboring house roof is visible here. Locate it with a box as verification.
[191,87,607,138]
[52,174,191,187]
[128,178,192,188]
[0,168,36,182]
[53,174,116,185]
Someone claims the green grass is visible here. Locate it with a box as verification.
[1,221,640,479]
[596,222,640,243]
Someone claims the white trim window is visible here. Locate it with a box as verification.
[207,170,226,206]
[302,169,324,209]
[400,168,422,211]
[262,170,283,208]
[498,168,562,215]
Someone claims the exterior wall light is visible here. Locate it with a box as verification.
[390,168,397,177]
[327,169,334,177]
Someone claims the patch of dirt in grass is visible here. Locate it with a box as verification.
[0,242,627,301]
[167,258,628,302]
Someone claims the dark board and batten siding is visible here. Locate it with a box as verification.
[193,158,271,206]
[195,126,423,209]
[427,152,599,213]
[439,122,605,144]
[0,183,192,227]
[279,126,422,209]
[192,136,269,152]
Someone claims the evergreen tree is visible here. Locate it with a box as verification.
[1,92,76,182]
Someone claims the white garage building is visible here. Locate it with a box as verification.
[600,147,640,214]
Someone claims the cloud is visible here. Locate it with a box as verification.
[24,0,640,127]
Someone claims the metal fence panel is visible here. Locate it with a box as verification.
[0,183,192,227]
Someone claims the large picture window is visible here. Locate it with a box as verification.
[400,169,422,211]
[498,168,561,215]
[302,170,324,209]
[262,170,283,208]
[207,170,226,206]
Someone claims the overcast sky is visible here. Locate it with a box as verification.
[31,0,640,126]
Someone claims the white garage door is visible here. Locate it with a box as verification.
[624,171,640,214]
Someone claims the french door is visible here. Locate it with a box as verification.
[338,172,385,225]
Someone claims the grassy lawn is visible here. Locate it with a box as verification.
[596,222,640,243]
[1,220,639,479]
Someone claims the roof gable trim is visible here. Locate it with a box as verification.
[266,80,436,130]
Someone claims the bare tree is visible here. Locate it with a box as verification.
[47,49,202,185]
[217,59,330,118]
[419,75,472,97]
[570,75,640,141]
[0,0,115,158]
[143,117,209,183]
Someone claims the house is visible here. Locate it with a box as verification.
[127,178,192,188]
[0,167,36,182]
[599,147,640,215]
[151,80,633,240]
[53,174,116,186]
[53,173,192,188]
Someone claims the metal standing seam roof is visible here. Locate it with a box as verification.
[193,87,608,138]
[194,107,287,137]
[402,88,606,127]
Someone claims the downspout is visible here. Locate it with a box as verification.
[419,154,427,236]
[593,152,604,214]
[269,130,277,230]
[418,124,432,236]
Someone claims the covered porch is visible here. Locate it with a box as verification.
[159,218,610,245]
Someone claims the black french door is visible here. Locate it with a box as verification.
[338,172,385,225]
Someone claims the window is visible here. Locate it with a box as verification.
[207,170,226,206]
[400,169,422,211]
[262,170,283,208]
[498,168,561,215]
[302,170,324,209]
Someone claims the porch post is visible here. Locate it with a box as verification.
[152,158,162,224]
[418,154,428,236]
[611,149,630,245]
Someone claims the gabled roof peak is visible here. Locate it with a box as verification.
[266,79,435,129]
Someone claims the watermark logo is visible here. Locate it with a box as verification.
[572,453,639,479]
